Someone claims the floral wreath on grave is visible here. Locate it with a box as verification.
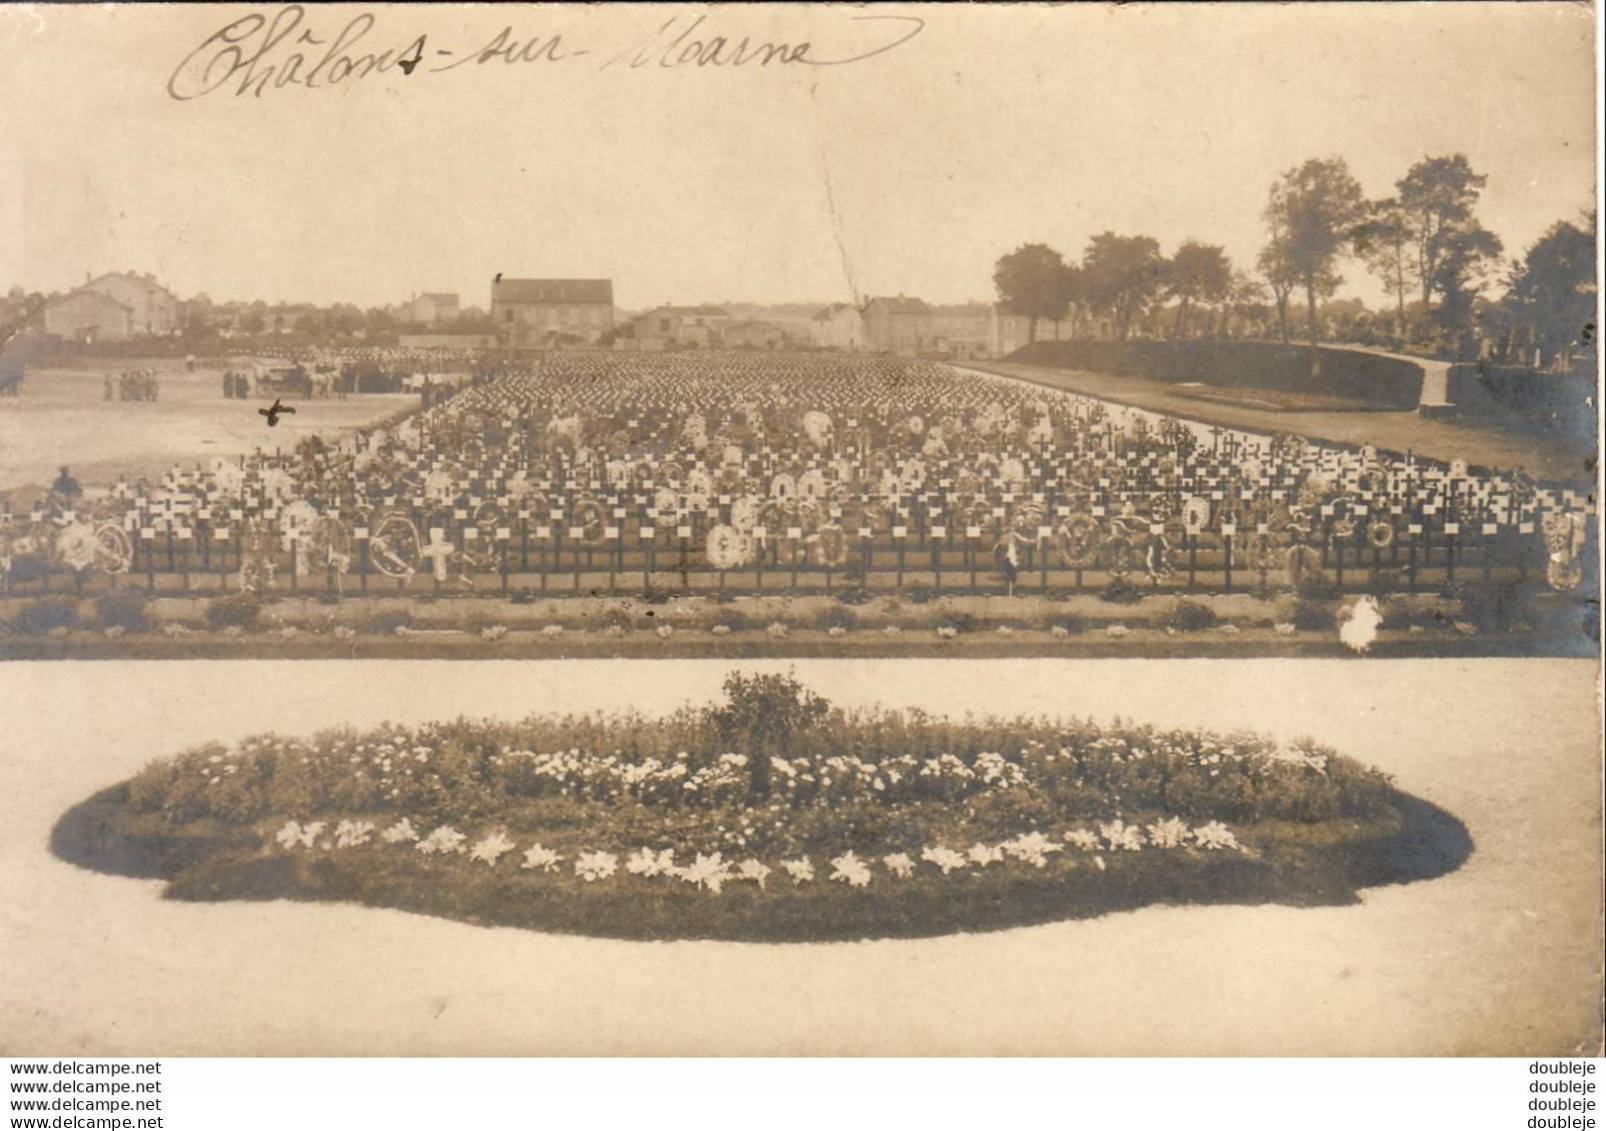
[1010,501,1047,543]
[1284,542,1325,590]
[304,514,353,577]
[813,524,850,569]
[729,495,762,534]
[92,521,134,575]
[368,513,421,579]
[1243,529,1280,574]
[1054,513,1103,569]
[684,468,714,511]
[704,524,752,571]
[898,458,928,494]
[1328,495,1360,543]
[854,499,891,535]
[1101,532,1138,576]
[1179,495,1212,536]
[1143,530,1178,581]
[570,497,608,547]
[237,519,279,591]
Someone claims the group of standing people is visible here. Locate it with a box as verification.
[222,369,259,399]
[103,369,159,401]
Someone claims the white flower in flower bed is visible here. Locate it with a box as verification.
[737,859,772,888]
[936,626,957,639]
[710,624,732,636]
[574,851,619,882]
[163,624,192,637]
[967,843,1004,867]
[1000,831,1061,868]
[540,624,564,638]
[883,852,915,879]
[1099,818,1145,852]
[830,851,872,888]
[1192,821,1240,851]
[469,830,517,866]
[1063,828,1100,852]
[882,625,901,636]
[996,625,1014,636]
[1145,816,1191,849]
[333,625,357,641]
[520,843,562,872]
[920,845,968,874]
[1105,624,1130,638]
[104,625,127,639]
[603,624,626,638]
[680,852,734,893]
[766,622,789,638]
[655,625,674,639]
[1093,854,1107,871]
[781,858,815,884]
[393,625,412,638]
[417,825,468,855]
[827,625,848,638]
[382,817,420,844]
[1050,625,1070,639]
[275,626,299,639]
[480,625,508,642]
[274,820,320,850]
[1274,622,1297,636]
[975,751,1026,788]
[1218,623,1241,636]
[625,847,676,878]
[334,819,375,849]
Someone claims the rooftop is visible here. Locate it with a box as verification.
[492,279,614,305]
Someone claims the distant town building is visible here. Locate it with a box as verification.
[407,293,460,326]
[631,305,730,348]
[43,272,177,341]
[491,278,614,346]
[722,319,788,350]
[42,290,133,342]
[810,303,864,350]
[860,296,934,353]
[989,307,1082,358]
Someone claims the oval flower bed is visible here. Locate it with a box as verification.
[51,674,1470,942]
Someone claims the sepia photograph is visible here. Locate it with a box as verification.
[0,0,1599,1066]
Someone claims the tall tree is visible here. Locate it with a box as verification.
[1165,241,1233,339]
[993,243,1075,344]
[1225,271,1269,339]
[1257,191,1299,344]
[1352,196,1415,342]
[1081,232,1165,341]
[1431,222,1504,359]
[1263,158,1366,359]
[1504,213,1596,370]
[1397,154,1488,311]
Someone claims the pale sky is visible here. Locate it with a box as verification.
[0,2,1596,311]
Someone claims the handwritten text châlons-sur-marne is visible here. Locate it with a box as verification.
[166,7,927,101]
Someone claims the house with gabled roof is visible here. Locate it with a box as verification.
[42,290,134,342]
[408,293,460,326]
[810,303,864,350]
[491,278,614,346]
[43,272,177,341]
[631,304,731,347]
[860,295,934,353]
